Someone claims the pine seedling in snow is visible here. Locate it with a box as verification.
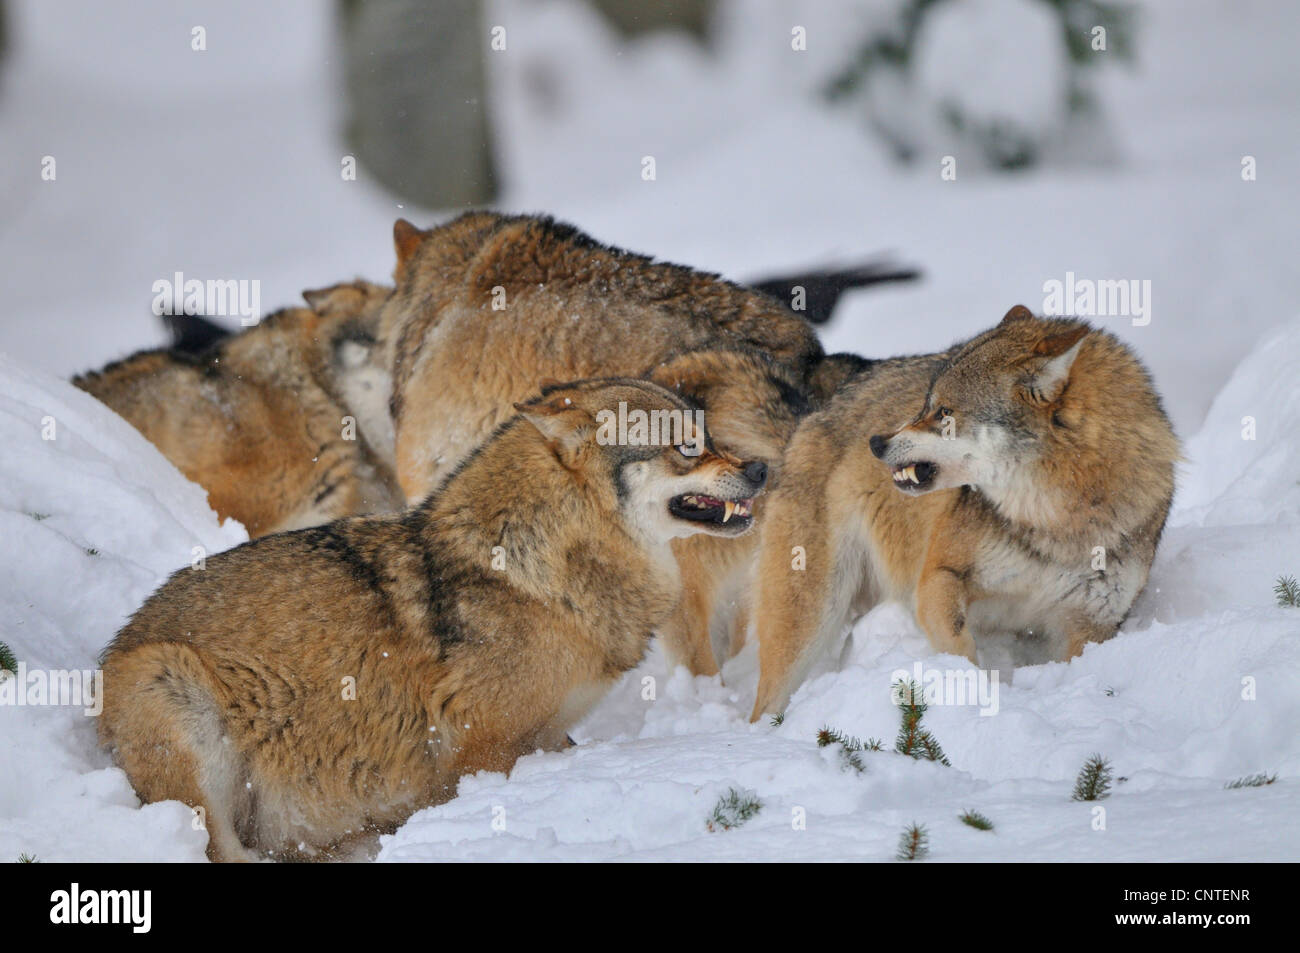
[892,679,951,765]
[769,712,784,726]
[0,640,16,677]
[1225,772,1277,790]
[1275,574,1300,608]
[959,809,994,831]
[1071,754,1113,801]
[895,823,929,861]
[817,725,867,773]
[707,788,762,832]
[17,853,38,863]
[816,725,862,750]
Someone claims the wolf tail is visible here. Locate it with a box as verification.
[160,313,234,356]
[749,260,921,324]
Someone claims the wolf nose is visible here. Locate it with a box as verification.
[869,434,888,459]
[742,461,768,488]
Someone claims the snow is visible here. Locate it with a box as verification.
[876,0,1073,167]
[0,355,245,862]
[1,0,1298,861]
[912,0,1067,131]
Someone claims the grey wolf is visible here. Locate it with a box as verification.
[750,305,1179,718]
[73,281,401,536]
[98,378,767,861]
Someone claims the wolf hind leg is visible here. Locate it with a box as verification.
[1063,613,1118,660]
[657,550,721,677]
[100,642,258,862]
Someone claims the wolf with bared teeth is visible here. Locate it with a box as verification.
[99,377,768,861]
[750,305,1180,719]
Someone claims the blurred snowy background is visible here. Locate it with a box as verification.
[0,0,1296,434]
[1,0,1298,862]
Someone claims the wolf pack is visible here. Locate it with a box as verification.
[80,212,1180,861]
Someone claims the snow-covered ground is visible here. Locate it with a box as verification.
[1,0,1297,861]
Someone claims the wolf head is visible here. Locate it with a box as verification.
[302,279,391,324]
[870,305,1094,500]
[647,348,811,485]
[514,378,768,541]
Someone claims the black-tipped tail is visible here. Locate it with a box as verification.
[160,313,235,356]
[749,260,921,324]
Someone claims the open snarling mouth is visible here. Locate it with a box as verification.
[890,461,938,493]
[669,493,754,529]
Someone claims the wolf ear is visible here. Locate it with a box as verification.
[302,286,330,310]
[513,396,592,469]
[1024,327,1090,405]
[302,284,350,316]
[393,219,426,279]
[1001,304,1035,324]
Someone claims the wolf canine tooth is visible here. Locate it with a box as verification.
[723,501,736,522]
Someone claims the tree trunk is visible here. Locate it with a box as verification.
[341,0,497,209]
[589,0,713,41]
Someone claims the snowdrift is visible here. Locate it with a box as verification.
[0,354,244,861]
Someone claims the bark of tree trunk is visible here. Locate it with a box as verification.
[340,0,498,209]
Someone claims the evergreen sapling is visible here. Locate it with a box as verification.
[1071,754,1113,801]
[707,788,762,832]
[896,823,929,861]
[893,679,951,765]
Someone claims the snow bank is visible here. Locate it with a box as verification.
[1128,315,1300,625]
[0,354,244,862]
[1176,314,1300,525]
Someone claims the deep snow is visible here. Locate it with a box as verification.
[0,0,1297,861]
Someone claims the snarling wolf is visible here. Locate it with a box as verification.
[73,281,402,536]
[379,212,832,673]
[750,305,1180,718]
[98,378,767,861]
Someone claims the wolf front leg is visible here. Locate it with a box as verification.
[657,536,725,676]
[915,567,977,662]
[750,480,864,721]
[914,523,978,662]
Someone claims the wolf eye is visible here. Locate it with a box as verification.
[937,406,953,420]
